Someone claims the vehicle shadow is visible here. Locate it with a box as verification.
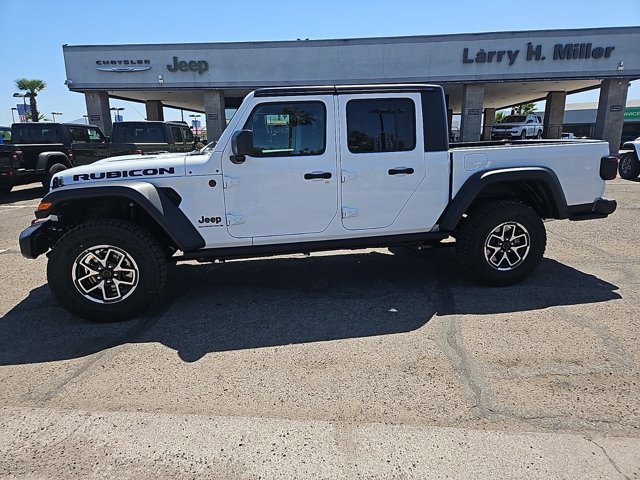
[0,249,621,365]
[0,185,44,205]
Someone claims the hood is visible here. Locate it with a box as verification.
[52,152,186,188]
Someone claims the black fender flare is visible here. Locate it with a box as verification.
[36,152,72,173]
[437,167,569,231]
[37,181,205,251]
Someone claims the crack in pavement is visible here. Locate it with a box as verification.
[585,436,631,480]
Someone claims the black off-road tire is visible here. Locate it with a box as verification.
[456,201,546,286]
[618,152,640,180]
[42,163,68,191]
[47,219,167,322]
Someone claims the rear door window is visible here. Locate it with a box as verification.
[171,126,184,143]
[346,98,416,153]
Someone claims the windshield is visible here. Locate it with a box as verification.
[500,115,526,123]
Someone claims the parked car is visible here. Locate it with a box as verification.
[108,121,196,157]
[0,122,110,193]
[19,84,618,321]
[492,114,543,140]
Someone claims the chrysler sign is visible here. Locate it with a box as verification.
[95,59,152,72]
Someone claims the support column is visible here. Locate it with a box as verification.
[460,84,484,142]
[482,108,496,141]
[145,100,164,121]
[84,91,112,136]
[594,79,630,154]
[203,90,226,142]
[542,91,566,139]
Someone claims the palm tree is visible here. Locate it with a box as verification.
[511,102,537,115]
[15,78,46,123]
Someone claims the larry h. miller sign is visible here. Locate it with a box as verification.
[462,42,616,65]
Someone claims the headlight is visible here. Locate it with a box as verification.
[51,176,65,189]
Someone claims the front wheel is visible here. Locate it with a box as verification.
[618,152,640,180]
[456,201,546,286]
[536,130,543,139]
[47,219,167,321]
[520,130,527,140]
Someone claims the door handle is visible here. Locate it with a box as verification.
[304,171,332,180]
[388,167,414,175]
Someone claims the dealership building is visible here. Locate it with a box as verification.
[62,26,639,152]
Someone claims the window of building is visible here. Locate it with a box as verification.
[244,101,326,156]
[346,98,416,153]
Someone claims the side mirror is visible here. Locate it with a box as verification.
[230,129,253,164]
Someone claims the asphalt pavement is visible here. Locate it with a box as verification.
[0,179,638,479]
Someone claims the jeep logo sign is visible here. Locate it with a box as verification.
[167,56,209,74]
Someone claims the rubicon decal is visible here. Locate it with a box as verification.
[72,167,176,181]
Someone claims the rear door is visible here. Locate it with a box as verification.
[338,93,426,230]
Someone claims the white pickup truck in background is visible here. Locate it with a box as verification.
[20,84,619,321]
[492,113,544,140]
[618,137,640,179]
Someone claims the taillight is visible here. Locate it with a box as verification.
[67,149,75,161]
[11,150,22,168]
[600,155,618,180]
[130,149,143,155]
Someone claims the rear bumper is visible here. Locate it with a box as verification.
[567,198,617,221]
[19,220,53,259]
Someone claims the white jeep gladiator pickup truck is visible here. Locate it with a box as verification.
[19,84,618,321]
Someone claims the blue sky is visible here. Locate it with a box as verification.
[1,0,638,126]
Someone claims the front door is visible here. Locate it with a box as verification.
[338,93,426,230]
[222,96,338,238]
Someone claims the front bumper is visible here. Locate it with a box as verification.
[19,220,53,259]
[567,198,617,221]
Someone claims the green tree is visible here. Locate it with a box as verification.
[23,111,48,122]
[495,111,506,122]
[511,102,536,115]
[15,78,46,123]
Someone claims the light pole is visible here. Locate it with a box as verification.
[189,114,201,136]
[110,107,125,122]
[51,112,63,122]
[11,108,17,123]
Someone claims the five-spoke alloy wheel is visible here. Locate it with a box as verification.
[456,200,546,285]
[48,219,167,321]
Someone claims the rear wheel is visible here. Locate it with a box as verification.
[47,219,167,322]
[618,152,640,180]
[42,163,68,191]
[456,201,546,285]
